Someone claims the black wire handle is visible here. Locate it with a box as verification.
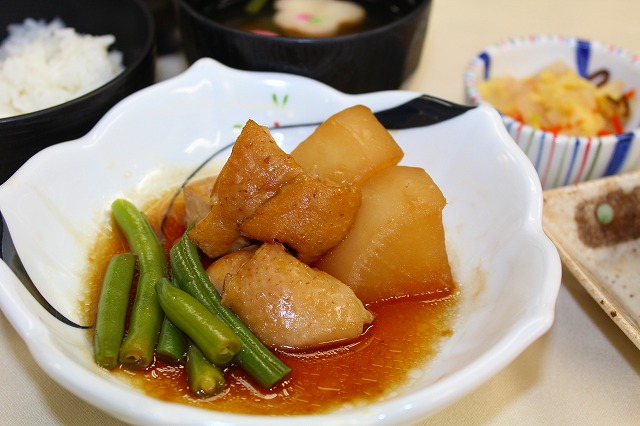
[0,214,92,329]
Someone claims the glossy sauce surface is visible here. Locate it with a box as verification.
[84,193,458,415]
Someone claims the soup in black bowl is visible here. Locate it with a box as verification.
[175,0,432,93]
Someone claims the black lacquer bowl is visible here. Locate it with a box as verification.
[0,0,156,184]
[175,0,431,94]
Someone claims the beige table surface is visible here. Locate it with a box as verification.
[2,0,640,424]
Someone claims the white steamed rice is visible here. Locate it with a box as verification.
[0,18,124,118]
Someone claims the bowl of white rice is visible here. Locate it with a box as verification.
[1,0,155,184]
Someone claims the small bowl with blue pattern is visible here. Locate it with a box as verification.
[464,35,640,189]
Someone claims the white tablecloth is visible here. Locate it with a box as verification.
[2,0,640,424]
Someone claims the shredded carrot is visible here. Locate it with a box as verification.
[543,125,563,134]
[612,115,624,134]
[625,88,636,100]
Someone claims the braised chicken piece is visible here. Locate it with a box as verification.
[189,120,299,257]
[189,119,361,262]
[183,175,216,225]
[220,242,374,350]
[205,247,256,294]
[239,172,360,263]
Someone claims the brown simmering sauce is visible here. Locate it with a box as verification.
[83,192,458,416]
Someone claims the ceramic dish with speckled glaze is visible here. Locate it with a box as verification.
[544,170,640,349]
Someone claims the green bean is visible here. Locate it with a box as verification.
[157,318,185,363]
[94,252,136,369]
[112,198,168,369]
[156,276,188,363]
[186,341,226,397]
[170,230,291,388]
[155,278,242,366]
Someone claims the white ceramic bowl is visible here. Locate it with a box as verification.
[464,34,640,189]
[0,58,561,425]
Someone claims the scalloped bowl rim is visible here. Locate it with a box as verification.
[0,58,561,425]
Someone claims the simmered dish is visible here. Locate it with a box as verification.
[86,105,458,414]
